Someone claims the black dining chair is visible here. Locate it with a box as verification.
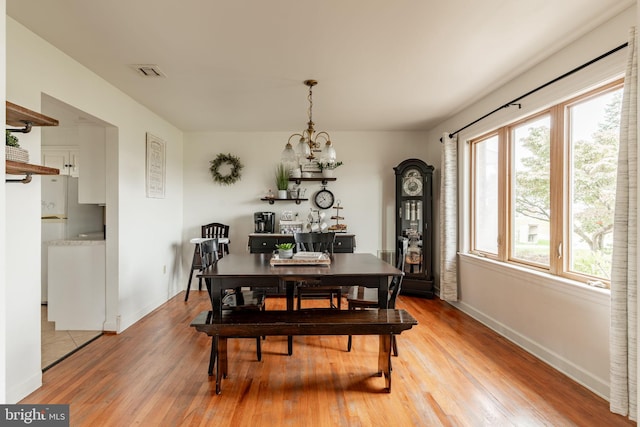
[185,222,230,301]
[202,222,230,258]
[199,238,265,375]
[346,236,408,355]
[293,232,340,309]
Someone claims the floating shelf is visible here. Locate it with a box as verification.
[289,177,336,185]
[5,101,60,183]
[6,101,59,131]
[5,160,59,183]
[260,198,309,205]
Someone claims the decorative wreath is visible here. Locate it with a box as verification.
[210,153,243,185]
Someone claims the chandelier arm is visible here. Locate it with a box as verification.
[288,133,304,144]
[315,131,331,143]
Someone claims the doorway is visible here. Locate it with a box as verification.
[40,95,115,368]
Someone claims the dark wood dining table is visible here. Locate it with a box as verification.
[199,252,403,354]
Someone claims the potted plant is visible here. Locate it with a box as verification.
[275,163,290,199]
[5,130,29,163]
[318,161,343,178]
[275,242,294,259]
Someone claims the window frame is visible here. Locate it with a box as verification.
[469,78,624,286]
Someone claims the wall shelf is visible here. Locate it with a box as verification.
[260,198,309,205]
[5,101,60,183]
[6,101,59,132]
[289,177,336,185]
[5,160,59,183]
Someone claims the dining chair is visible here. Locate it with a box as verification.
[346,236,408,355]
[185,222,230,301]
[293,232,340,309]
[202,222,230,258]
[199,238,265,374]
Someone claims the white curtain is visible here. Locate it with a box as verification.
[439,132,458,301]
[610,26,638,420]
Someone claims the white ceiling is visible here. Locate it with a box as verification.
[6,0,636,132]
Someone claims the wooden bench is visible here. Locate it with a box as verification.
[191,308,418,394]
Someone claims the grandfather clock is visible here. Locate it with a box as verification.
[394,159,434,298]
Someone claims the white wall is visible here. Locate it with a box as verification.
[0,0,7,405]
[427,6,636,400]
[182,131,431,273]
[4,18,184,402]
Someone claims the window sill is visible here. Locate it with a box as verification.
[458,252,610,301]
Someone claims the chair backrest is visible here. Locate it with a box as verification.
[202,222,229,239]
[199,238,219,270]
[389,237,409,307]
[202,222,230,255]
[293,232,335,254]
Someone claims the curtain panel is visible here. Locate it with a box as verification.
[609,26,638,421]
[439,133,458,301]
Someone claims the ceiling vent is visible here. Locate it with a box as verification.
[131,64,166,78]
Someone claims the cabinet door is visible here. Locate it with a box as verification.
[42,148,79,177]
[249,236,276,253]
[78,125,106,204]
[334,235,355,253]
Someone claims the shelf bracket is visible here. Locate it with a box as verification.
[5,173,33,184]
[7,121,33,134]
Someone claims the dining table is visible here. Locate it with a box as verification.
[199,252,403,355]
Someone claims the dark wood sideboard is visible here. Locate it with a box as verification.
[248,233,356,254]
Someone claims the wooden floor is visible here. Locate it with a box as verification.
[21,291,635,427]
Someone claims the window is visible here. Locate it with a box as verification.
[470,79,623,287]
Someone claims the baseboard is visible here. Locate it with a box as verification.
[450,300,610,400]
[8,370,42,404]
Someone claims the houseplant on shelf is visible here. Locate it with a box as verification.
[275,163,290,199]
[5,130,29,163]
[318,161,343,178]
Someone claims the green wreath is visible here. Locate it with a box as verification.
[210,153,243,185]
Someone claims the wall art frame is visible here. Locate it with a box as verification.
[146,132,166,198]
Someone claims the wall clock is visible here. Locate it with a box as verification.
[314,187,335,209]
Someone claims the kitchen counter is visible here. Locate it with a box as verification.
[47,239,105,246]
[47,240,105,330]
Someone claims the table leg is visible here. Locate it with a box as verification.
[285,279,294,355]
[378,334,392,392]
[378,276,389,309]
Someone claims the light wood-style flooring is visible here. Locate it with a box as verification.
[41,305,102,370]
[22,291,635,426]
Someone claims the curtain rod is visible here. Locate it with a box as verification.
[441,42,629,142]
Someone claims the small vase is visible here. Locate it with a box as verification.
[278,190,288,199]
[278,248,293,259]
[322,169,334,178]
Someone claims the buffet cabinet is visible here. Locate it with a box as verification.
[248,233,356,254]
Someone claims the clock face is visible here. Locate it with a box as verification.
[314,188,335,209]
[402,170,423,196]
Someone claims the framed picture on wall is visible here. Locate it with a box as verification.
[146,132,166,198]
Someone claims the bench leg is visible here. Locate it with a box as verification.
[378,335,392,392]
[215,338,228,394]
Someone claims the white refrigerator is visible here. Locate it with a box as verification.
[41,175,104,302]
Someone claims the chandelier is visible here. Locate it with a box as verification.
[281,79,336,167]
